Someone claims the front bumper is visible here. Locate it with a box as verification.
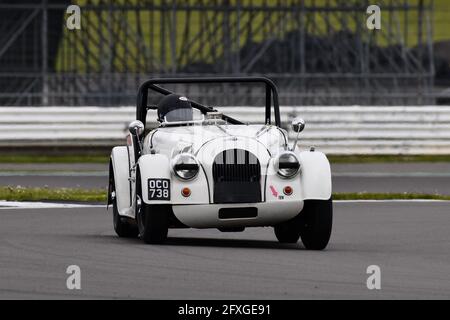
[171,201,303,229]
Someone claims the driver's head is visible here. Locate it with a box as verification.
[157,94,193,122]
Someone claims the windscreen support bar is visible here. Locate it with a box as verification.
[136,77,281,127]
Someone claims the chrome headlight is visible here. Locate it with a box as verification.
[275,152,300,178]
[171,153,200,180]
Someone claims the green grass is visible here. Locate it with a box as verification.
[0,187,107,203]
[0,154,109,164]
[333,192,450,201]
[0,187,448,203]
[328,154,450,164]
[0,154,448,164]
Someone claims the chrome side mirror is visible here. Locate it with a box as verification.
[128,120,144,159]
[128,120,144,136]
[291,117,305,152]
[292,117,305,133]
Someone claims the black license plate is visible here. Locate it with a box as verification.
[148,179,170,200]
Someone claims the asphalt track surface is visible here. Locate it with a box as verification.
[1,163,449,194]
[1,201,449,299]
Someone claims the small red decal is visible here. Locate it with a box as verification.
[269,185,278,197]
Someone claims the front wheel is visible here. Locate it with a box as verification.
[110,171,138,238]
[112,198,139,238]
[135,170,169,244]
[274,221,301,243]
[273,198,333,249]
[299,198,333,250]
[136,203,169,244]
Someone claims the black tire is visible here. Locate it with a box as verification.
[135,169,169,244]
[112,194,139,238]
[274,220,301,243]
[299,198,333,250]
[136,203,169,244]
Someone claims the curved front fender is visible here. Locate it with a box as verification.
[138,154,171,205]
[110,146,132,216]
[297,151,332,200]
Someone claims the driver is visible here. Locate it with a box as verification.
[157,94,193,122]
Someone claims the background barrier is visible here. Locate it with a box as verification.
[1,106,450,154]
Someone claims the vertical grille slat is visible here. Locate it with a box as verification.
[212,149,262,203]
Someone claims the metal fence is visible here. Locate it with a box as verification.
[0,0,436,106]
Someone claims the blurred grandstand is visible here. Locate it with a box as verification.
[0,0,448,107]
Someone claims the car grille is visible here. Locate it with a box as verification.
[212,149,261,203]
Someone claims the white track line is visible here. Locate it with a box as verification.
[0,200,449,210]
[0,201,104,209]
[336,199,450,203]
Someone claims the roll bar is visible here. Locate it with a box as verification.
[136,77,281,128]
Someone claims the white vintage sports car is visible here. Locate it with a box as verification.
[108,77,332,249]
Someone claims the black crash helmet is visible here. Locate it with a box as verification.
[157,94,193,122]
